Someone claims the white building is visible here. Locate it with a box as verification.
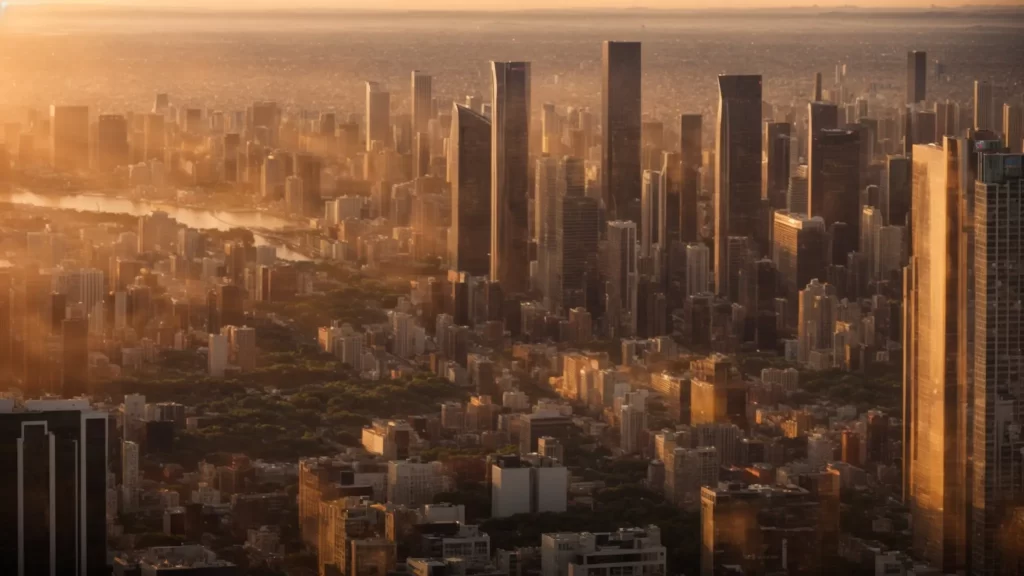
[387,460,451,507]
[208,333,229,377]
[122,440,140,513]
[491,454,568,518]
[124,393,146,423]
[619,392,648,454]
[542,527,666,576]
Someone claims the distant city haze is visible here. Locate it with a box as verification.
[8,0,1024,10]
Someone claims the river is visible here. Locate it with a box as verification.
[0,190,310,261]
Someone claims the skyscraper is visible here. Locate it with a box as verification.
[715,75,763,298]
[763,122,791,210]
[885,155,911,227]
[49,105,89,172]
[771,211,827,305]
[659,152,683,248]
[142,112,165,162]
[606,221,638,334]
[640,170,661,258]
[411,70,433,134]
[0,401,108,576]
[935,100,960,140]
[490,61,531,294]
[907,50,927,104]
[904,139,970,573]
[559,161,601,311]
[1003,103,1023,154]
[970,151,1024,576]
[680,114,703,243]
[685,243,711,298]
[974,80,994,131]
[601,41,642,223]
[536,156,560,306]
[808,101,839,151]
[366,81,391,150]
[809,128,861,263]
[96,114,129,172]
[450,104,492,277]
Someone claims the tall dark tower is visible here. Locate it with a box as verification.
[714,75,762,299]
[809,129,861,264]
[907,50,927,104]
[490,61,531,295]
[0,404,108,576]
[813,72,823,102]
[601,41,642,224]
[763,122,792,211]
[680,114,702,243]
[450,103,492,277]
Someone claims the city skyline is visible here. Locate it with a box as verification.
[1,3,1023,575]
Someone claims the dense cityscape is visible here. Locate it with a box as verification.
[1,3,1023,576]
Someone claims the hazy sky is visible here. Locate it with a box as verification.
[9,0,1023,9]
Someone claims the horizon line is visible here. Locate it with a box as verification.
[6,2,1024,13]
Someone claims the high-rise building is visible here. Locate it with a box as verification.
[285,175,304,215]
[685,243,710,298]
[885,155,912,227]
[520,412,573,454]
[96,114,129,171]
[788,172,809,215]
[559,165,601,311]
[640,170,661,257]
[0,400,108,576]
[122,440,140,512]
[969,152,1024,576]
[606,221,638,333]
[808,101,839,146]
[798,279,837,365]
[907,50,927,104]
[809,128,861,262]
[411,70,433,134]
[491,454,568,518]
[293,153,322,216]
[491,61,531,295]
[680,114,702,243]
[602,41,642,223]
[763,122,791,210]
[449,104,492,277]
[142,112,165,162]
[49,105,89,171]
[860,206,883,281]
[659,152,683,248]
[715,75,762,298]
[1003,103,1023,154]
[701,483,825,576]
[208,333,229,377]
[974,80,994,131]
[690,354,739,426]
[366,81,391,150]
[318,498,382,576]
[904,139,972,573]
[771,211,826,304]
[536,156,560,305]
